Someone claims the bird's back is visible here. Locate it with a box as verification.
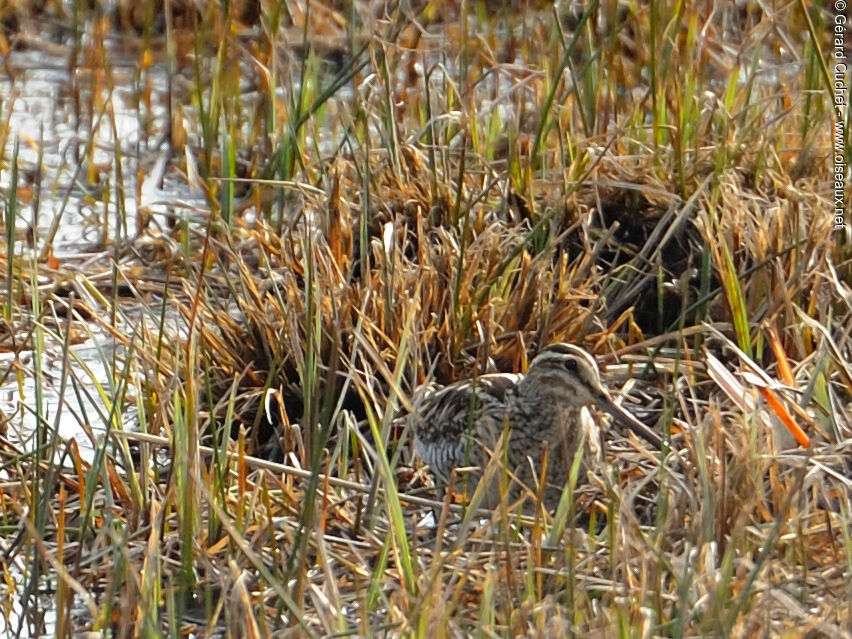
[410,373,520,485]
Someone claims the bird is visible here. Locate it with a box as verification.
[409,343,663,508]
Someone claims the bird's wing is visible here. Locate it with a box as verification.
[411,373,520,442]
[410,373,520,485]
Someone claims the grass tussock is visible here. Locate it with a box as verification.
[0,0,849,636]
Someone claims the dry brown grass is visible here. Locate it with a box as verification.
[0,0,848,637]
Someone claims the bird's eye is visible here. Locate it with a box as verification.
[563,358,578,372]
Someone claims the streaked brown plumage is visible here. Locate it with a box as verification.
[410,343,662,508]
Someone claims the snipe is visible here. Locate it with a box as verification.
[410,343,663,508]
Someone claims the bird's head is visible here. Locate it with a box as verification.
[524,343,663,449]
[525,343,607,403]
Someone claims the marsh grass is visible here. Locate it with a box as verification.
[0,0,849,636]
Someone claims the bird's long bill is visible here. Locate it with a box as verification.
[597,394,663,449]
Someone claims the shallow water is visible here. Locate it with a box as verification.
[0,40,168,460]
